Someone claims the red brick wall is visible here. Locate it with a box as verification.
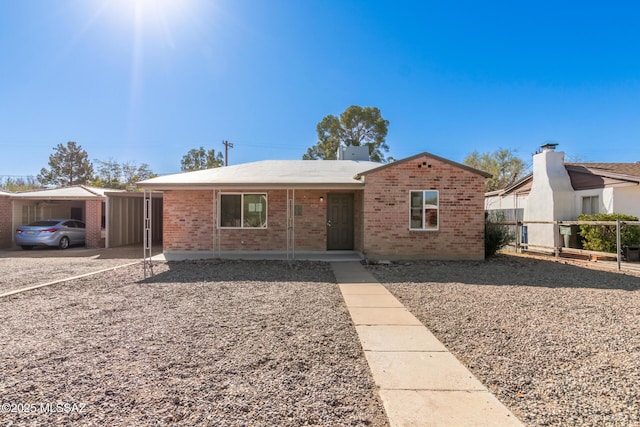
[163,190,214,250]
[0,195,12,249]
[162,189,357,252]
[362,155,486,260]
[85,199,103,248]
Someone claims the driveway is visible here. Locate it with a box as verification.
[0,245,161,295]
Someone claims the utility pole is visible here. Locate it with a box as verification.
[222,140,233,166]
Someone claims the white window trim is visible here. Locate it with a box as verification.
[409,190,439,231]
[218,193,268,229]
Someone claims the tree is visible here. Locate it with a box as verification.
[90,159,155,190]
[0,176,42,192]
[303,105,390,162]
[463,148,527,192]
[180,147,224,171]
[121,161,154,189]
[38,141,94,187]
[91,159,122,189]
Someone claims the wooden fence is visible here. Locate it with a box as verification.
[495,219,640,271]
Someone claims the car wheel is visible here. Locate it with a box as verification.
[59,236,70,249]
[21,245,33,250]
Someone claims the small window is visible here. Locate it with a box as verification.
[582,196,599,214]
[220,193,267,228]
[410,190,439,230]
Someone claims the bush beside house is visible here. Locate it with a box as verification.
[578,213,640,253]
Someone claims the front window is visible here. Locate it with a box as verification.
[220,193,267,228]
[582,195,599,215]
[410,190,439,230]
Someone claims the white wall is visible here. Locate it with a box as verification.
[612,186,640,217]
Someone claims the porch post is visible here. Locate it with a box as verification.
[286,189,295,260]
[213,189,219,257]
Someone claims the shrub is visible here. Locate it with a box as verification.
[485,212,513,258]
[578,213,640,253]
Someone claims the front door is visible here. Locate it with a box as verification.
[326,193,354,250]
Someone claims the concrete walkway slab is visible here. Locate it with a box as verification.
[364,351,487,391]
[379,389,523,427]
[348,307,424,325]
[339,284,392,295]
[331,261,523,427]
[331,261,378,283]
[356,325,448,352]
[342,293,405,308]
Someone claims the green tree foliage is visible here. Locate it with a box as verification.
[578,213,640,253]
[303,105,390,162]
[91,159,122,189]
[37,141,94,187]
[180,147,224,171]
[463,148,527,192]
[122,161,154,189]
[0,176,42,192]
[90,159,155,190]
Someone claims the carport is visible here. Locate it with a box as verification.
[1,185,162,249]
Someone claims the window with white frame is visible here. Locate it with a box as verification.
[410,190,439,230]
[220,193,267,228]
[582,195,599,215]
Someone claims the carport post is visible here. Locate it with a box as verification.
[143,190,153,278]
[105,196,110,249]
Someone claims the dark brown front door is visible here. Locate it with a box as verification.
[327,193,354,250]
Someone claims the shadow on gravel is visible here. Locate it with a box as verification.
[366,254,640,291]
[139,259,336,284]
[0,244,161,260]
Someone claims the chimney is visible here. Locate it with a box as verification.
[523,143,575,248]
[540,142,558,152]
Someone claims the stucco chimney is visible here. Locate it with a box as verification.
[522,144,575,249]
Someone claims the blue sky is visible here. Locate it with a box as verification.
[1,0,639,178]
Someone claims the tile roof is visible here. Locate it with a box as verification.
[566,162,640,178]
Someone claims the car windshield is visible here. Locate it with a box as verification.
[28,221,59,226]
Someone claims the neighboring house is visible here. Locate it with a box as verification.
[137,151,490,261]
[485,144,640,249]
[0,185,162,249]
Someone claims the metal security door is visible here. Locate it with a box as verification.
[326,193,354,250]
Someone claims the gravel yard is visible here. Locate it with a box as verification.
[367,255,640,427]
[0,246,151,295]
[0,260,388,426]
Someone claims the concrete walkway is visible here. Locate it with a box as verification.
[331,262,523,427]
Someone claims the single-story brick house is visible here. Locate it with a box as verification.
[138,152,490,260]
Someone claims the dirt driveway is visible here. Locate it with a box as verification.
[0,245,159,295]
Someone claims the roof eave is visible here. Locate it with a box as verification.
[136,182,366,191]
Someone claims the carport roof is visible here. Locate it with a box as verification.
[13,185,124,200]
[137,160,382,189]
